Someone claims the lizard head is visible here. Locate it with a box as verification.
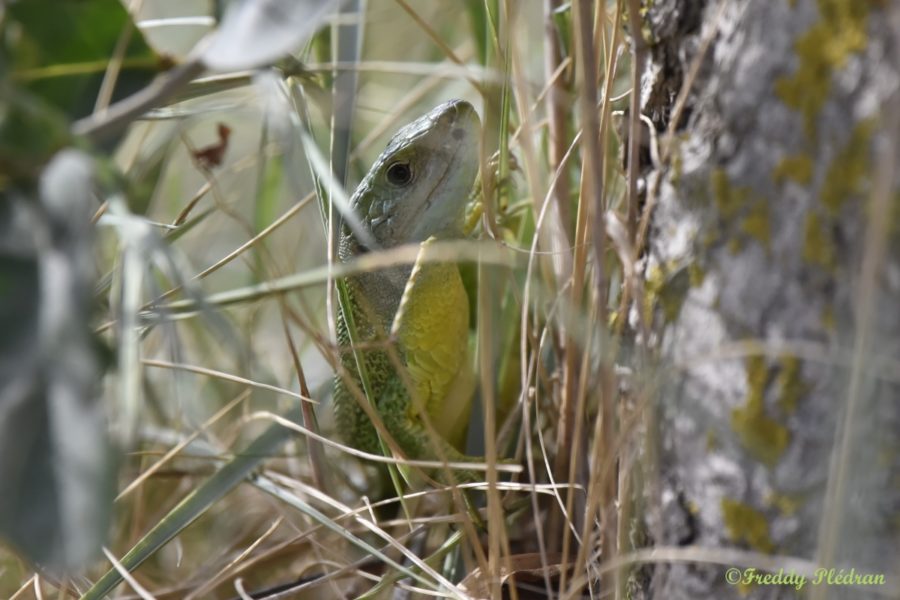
[347,99,481,253]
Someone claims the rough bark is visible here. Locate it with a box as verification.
[632,1,900,598]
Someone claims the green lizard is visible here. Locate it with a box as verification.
[333,99,481,484]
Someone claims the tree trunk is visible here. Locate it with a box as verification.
[632,1,900,598]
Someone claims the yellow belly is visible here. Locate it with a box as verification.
[391,246,473,450]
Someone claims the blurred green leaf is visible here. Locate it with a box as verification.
[0,84,71,182]
[550,2,573,66]
[463,0,490,66]
[6,0,165,121]
[254,130,284,234]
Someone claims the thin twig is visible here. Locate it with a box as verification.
[73,57,206,142]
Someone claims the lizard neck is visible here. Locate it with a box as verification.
[339,226,411,331]
[346,265,412,333]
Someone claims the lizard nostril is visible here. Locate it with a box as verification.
[451,127,466,141]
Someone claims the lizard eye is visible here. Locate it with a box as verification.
[386,161,413,186]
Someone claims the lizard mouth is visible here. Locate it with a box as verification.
[418,131,463,216]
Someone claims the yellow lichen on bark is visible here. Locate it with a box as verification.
[775,0,880,138]
[773,154,813,185]
[722,498,776,553]
[731,356,790,467]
